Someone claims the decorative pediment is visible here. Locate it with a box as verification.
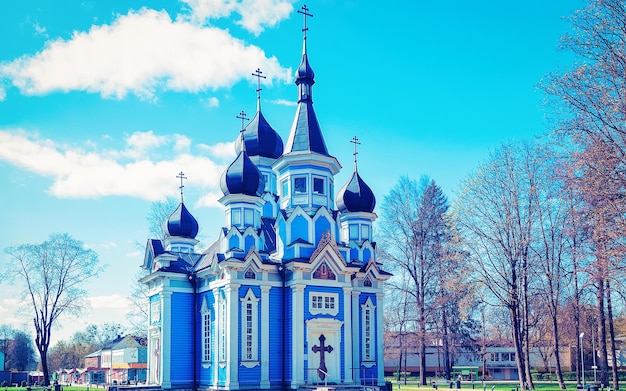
[310,231,341,261]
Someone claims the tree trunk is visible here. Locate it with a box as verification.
[597,276,609,387]
[606,280,618,390]
[511,287,527,391]
[522,255,534,390]
[442,292,451,380]
[551,311,566,389]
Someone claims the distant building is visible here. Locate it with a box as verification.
[75,335,147,385]
[140,5,390,391]
[384,332,575,381]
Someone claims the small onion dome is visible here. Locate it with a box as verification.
[296,52,315,83]
[336,171,376,213]
[220,150,265,196]
[165,202,199,239]
[295,39,315,83]
[234,111,284,159]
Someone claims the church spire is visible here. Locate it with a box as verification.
[284,4,330,156]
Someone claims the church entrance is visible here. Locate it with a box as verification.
[306,319,343,384]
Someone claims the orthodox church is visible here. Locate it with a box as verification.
[140,6,390,391]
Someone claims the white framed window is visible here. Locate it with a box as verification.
[349,224,359,240]
[361,225,370,240]
[313,177,325,194]
[361,297,376,362]
[282,180,288,196]
[263,174,270,192]
[201,298,211,362]
[219,296,226,362]
[232,209,242,225]
[240,289,259,364]
[244,208,254,225]
[294,177,307,193]
[309,292,339,316]
[150,300,160,324]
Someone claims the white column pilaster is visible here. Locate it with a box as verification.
[343,287,353,384]
[292,284,305,387]
[161,291,172,389]
[213,289,220,387]
[227,284,240,388]
[352,291,361,384]
[376,292,385,386]
[261,285,271,388]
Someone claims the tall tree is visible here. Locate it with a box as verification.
[454,142,541,391]
[378,176,451,384]
[543,2,626,385]
[2,233,104,386]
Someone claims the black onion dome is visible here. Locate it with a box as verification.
[165,202,199,239]
[336,170,376,213]
[220,150,265,196]
[234,111,284,159]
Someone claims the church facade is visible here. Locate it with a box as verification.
[140,8,390,391]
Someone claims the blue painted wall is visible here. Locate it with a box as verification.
[170,292,194,387]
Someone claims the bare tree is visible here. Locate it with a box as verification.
[3,233,104,386]
[378,176,451,385]
[454,142,541,391]
[543,2,626,385]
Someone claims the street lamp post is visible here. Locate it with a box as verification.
[580,332,585,387]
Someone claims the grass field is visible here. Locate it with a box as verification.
[1,383,597,391]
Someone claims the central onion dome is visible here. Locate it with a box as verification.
[234,111,284,159]
[336,170,376,213]
[220,149,265,196]
[164,202,199,239]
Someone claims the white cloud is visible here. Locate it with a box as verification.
[271,98,296,106]
[1,8,291,100]
[0,129,228,202]
[0,86,5,101]
[202,96,220,108]
[182,0,294,35]
[90,294,130,311]
[199,140,235,160]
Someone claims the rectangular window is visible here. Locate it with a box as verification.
[364,308,372,360]
[349,224,359,240]
[361,225,370,240]
[313,177,325,194]
[244,209,254,225]
[309,293,339,316]
[294,177,307,193]
[282,180,288,196]
[263,174,270,192]
[240,290,259,364]
[232,209,241,225]
[202,312,211,362]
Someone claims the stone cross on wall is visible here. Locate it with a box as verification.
[312,334,333,380]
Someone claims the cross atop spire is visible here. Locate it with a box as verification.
[298,5,313,40]
[176,171,187,202]
[236,110,249,151]
[350,136,361,170]
[252,68,266,111]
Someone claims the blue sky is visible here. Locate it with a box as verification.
[0,0,582,344]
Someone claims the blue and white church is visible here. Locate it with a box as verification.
[140,7,390,391]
